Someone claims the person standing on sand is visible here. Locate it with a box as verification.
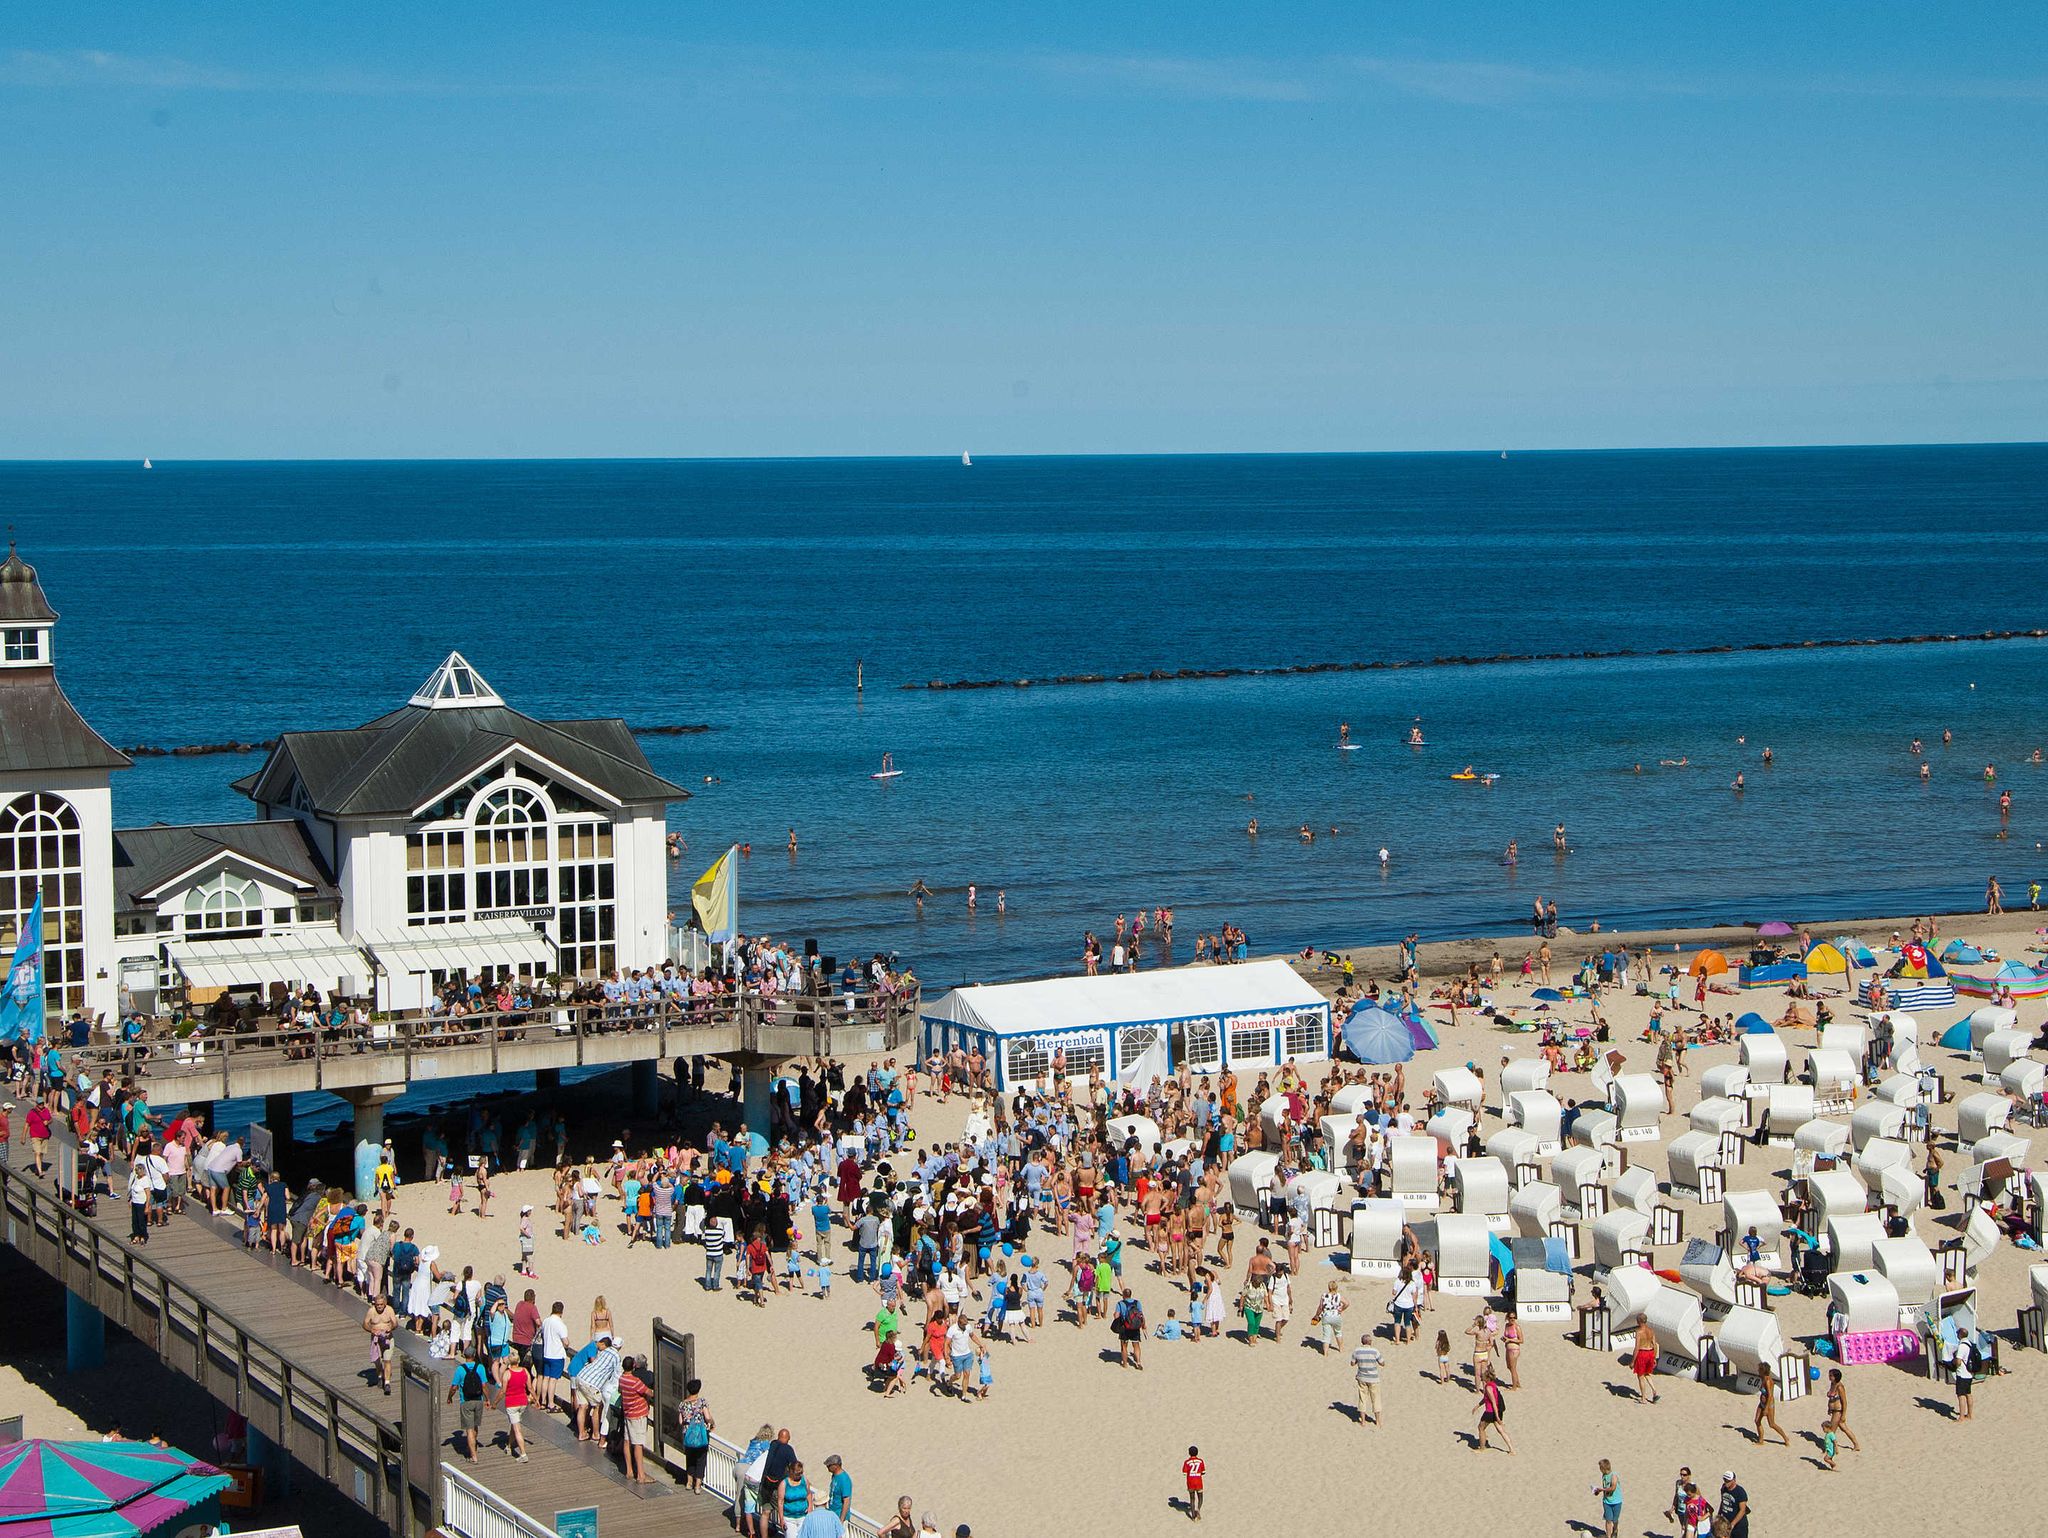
[1824,1368,1861,1453]
[1350,1332,1384,1427]
[1752,1376,1788,1445]
[1180,1446,1206,1523]
[1594,1459,1621,1538]
[1471,1363,1513,1453]
[1986,876,2003,915]
[1538,942,1553,987]
[1630,1318,1661,1404]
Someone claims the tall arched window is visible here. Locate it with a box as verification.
[0,792,85,1013]
[183,873,263,936]
[472,782,552,914]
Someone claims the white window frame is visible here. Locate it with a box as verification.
[1228,1022,1274,1064]
[1283,1011,1328,1058]
[1005,1036,1050,1083]
[1179,1016,1222,1071]
[1061,1032,1108,1080]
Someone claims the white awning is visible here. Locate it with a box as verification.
[360,918,557,978]
[168,928,374,992]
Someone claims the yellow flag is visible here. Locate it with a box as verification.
[691,846,738,942]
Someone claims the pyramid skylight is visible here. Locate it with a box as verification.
[408,651,505,709]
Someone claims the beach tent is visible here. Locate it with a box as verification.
[1831,937,1877,968]
[1940,940,1985,965]
[920,959,1331,1090]
[1342,1005,1415,1065]
[1804,943,1848,976]
[0,1440,231,1538]
[1688,950,1729,978]
[1403,1008,1441,1050]
[1735,1012,1775,1035]
[1530,987,1564,1002]
[1938,1020,1975,1051]
[1890,945,1948,980]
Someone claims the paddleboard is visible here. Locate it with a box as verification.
[1449,773,1478,781]
[872,770,903,780]
[1338,743,1361,751]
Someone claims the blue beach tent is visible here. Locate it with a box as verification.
[1736,1012,1775,1035]
[1938,1020,1974,1051]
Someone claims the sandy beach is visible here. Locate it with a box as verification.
[348,908,2048,1538]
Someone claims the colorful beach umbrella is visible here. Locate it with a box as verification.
[0,1440,230,1538]
[1755,921,1794,937]
[1341,1005,1415,1065]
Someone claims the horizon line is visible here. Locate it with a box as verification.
[2,438,2045,467]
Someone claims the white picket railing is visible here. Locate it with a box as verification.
[694,1433,887,1538]
[443,1463,559,1538]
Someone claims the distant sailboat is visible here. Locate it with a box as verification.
[142,458,153,470]
[961,452,972,466]
[1499,450,1507,460]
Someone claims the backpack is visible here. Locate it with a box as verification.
[453,1285,472,1319]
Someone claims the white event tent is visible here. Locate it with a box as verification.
[921,960,1332,1091]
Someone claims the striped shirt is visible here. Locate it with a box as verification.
[703,1224,726,1258]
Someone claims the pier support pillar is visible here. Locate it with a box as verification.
[264,1095,295,1163]
[535,1068,561,1095]
[630,1059,661,1120]
[66,1289,104,1373]
[247,1422,292,1500]
[341,1086,403,1200]
[739,1065,775,1141]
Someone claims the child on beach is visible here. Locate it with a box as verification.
[811,1254,834,1299]
[447,1165,464,1214]
[516,1206,536,1277]
[1435,1329,1454,1384]
[580,1217,602,1245]
[1821,1415,1839,1470]
[1181,1446,1206,1523]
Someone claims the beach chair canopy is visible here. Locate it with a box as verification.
[1688,950,1729,977]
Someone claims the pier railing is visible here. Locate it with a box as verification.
[56,988,921,1097]
[0,1160,404,1524]
[442,1463,556,1538]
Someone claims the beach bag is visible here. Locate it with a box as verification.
[680,1406,709,1449]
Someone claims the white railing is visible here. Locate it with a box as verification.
[443,1462,560,1538]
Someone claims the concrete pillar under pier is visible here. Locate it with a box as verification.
[630,1059,661,1119]
[66,1289,104,1373]
[264,1094,296,1161]
[246,1422,292,1500]
[340,1086,403,1200]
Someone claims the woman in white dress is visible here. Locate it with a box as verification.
[1200,1269,1227,1339]
[406,1244,439,1322]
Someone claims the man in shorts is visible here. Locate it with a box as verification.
[445,1349,491,1462]
[618,1355,653,1481]
[1350,1332,1384,1427]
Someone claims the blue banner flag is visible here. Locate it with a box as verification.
[0,893,45,1044]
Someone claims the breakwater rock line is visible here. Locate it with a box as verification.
[120,722,714,758]
[902,629,2048,693]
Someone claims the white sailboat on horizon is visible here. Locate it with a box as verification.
[142,458,153,469]
[961,451,972,466]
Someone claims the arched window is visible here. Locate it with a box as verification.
[183,873,263,936]
[471,781,552,914]
[0,792,85,1013]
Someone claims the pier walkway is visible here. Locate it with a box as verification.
[0,1157,744,1538]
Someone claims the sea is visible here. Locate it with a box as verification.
[5,446,2046,1008]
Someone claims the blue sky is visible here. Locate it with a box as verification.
[2,4,2044,457]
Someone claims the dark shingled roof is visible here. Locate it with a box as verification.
[0,669,131,773]
[244,702,688,817]
[0,547,59,625]
[112,819,336,913]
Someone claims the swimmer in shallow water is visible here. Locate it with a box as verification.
[1732,771,1745,792]
[1247,819,1259,836]
[1921,762,1931,781]
[1299,825,1314,843]
[1505,841,1518,865]
[1761,747,1773,765]
[1659,757,1690,767]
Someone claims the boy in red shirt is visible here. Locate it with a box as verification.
[1181,1445,1205,1523]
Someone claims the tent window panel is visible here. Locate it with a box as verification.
[1283,1014,1327,1057]
[1005,1037,1050,1082]
[1182,1018,1221,1068]
[1228,1025,1273,1062]
[1062,1035,1108,1079]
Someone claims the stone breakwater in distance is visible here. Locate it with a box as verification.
[119,723,713,756]
[902,627,2048,691]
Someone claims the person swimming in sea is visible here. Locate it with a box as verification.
[1553,822,1567,853]
[1247,818,1259,836]
[909,878,932,910]
[1339,721,1350,745]
[787,827,798,853]
[1909,738,1923,754]
[1921,762,1932,781]
[1732,771,1745,793]
[1658,756,1689,767]
[1984,764,1997,781]
[1299,825,1314,843]
[1760,746,1773,765]
[1505,840,1518,866]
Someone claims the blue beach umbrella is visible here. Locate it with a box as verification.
[1530,988,1565,1002]
[1735,1012,1774,1035]
[1342,1005,1416,1065]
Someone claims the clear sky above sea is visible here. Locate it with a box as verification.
[2,3,2045,459]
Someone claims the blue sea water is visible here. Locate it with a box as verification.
[4,446,2046,997]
